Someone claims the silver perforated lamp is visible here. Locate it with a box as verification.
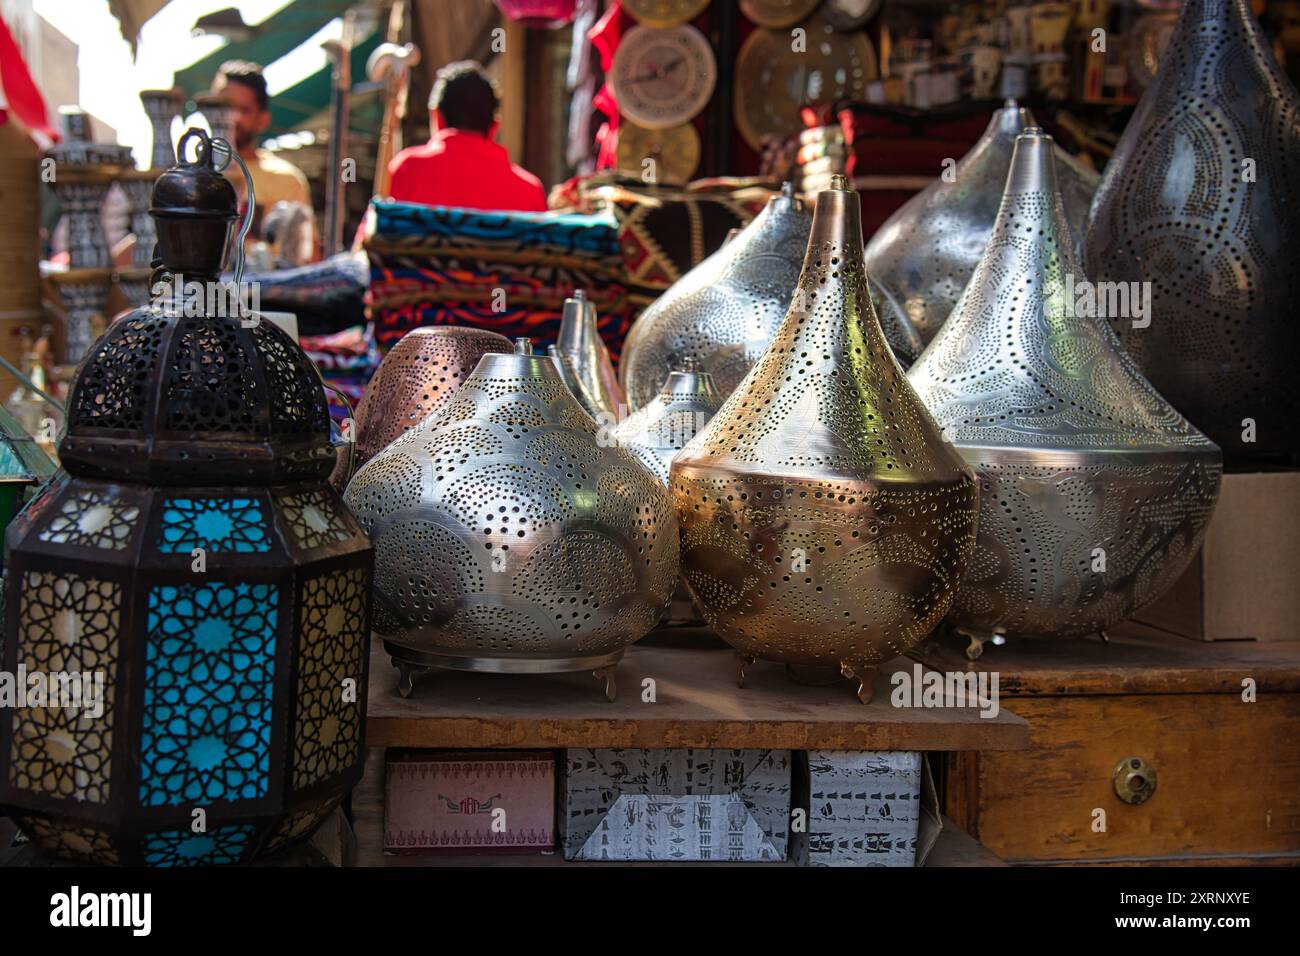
[345,337,678,700]
[1084,0,1300,460]
[621,182,923,412]
[908,129,1222,658]
[864,100,1099,346]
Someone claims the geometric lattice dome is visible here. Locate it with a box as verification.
[60,309,334,486]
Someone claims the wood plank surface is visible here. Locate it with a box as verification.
[366,642,1029,752]
[913,624,1300,697]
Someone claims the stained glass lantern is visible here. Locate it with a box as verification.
[0,130,374,865]
[0,405,56,570]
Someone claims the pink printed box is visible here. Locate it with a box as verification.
[384,751,556,855]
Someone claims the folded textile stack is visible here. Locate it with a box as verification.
[300,324,381,416]
[243,252,369,338]
[365,200,631,356]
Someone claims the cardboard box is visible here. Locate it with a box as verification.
[1133,471,1300,642]
[561,749,791,862]
[792,751,942,867]
[384,751,555,854]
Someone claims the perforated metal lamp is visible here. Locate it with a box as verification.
[0,130,374,865]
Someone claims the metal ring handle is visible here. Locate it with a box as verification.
[209,136,255,288]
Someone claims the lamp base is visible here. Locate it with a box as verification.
[383,641,622,702]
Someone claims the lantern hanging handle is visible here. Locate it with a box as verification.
[208,135,256,288]
[310,362,357,485]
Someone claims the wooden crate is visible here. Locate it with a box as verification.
[920,625,1300,865]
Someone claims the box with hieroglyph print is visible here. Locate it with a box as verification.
[792,751,941,867]
[384,751,555,854]
[561,749,791,861]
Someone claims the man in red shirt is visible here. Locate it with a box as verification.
[387,60,547,212]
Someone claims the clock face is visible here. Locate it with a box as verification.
[739,0,821,29]
[610,25,718,130]
[621,0,710,28]
[734,14,878,151]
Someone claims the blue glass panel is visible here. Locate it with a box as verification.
[141,823,257,866]
[139,582,277,806]
[157,497,272,553]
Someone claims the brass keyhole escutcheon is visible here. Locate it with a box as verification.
[1113,756,1157,805]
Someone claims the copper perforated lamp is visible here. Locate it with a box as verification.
[0,130,373,865]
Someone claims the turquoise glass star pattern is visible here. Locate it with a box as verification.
[141,824,257,866]
[139,582,277,806]
[157,497,272,553]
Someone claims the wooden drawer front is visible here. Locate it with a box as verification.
[962,694,1300,862]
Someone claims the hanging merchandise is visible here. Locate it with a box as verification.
[494,0,577,28]
[909,129,1222,659]
[864,99,1099,346]
[1085,0,1300,460]
[671,176,980,703]
[609,24,717,130]
[621,0,710,27]
[0,130,374,865]
[349,326,513,475]
[345,338,678,701]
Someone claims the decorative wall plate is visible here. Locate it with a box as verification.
[621,0,710,28]
[740,0,821,28]
[733,14,877,151]
[616,120,701,184]
[610,24,717,130]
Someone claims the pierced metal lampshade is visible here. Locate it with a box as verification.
[909,130,1222,657]
[864,100,1099,345]
[1084,0,1300,460]
[621,183,923,412]
[0,130,373,866]
[608,364,723,483]
[344,338,678,701]
[550,291,626,423]
[350,326,513,472]
[671,176,980,703]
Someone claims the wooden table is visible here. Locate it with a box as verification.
[916,623,1300,865]
[357,639,1026,866]
[366,642,1029,752]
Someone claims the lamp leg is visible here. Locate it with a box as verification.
[735,652,757,688]
[593,664,617,703]
[840,661,877,705]
[394,659,430,699]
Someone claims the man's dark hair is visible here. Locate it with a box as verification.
[216,60,270,111]
[429,60,498,134]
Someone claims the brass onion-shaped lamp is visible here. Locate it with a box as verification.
[864,100,1099,346]
[621,183,923,412]
[909,130,1222,658]
[345,338,678,700]
[1084,0,1300,460]
[671,176,980,703]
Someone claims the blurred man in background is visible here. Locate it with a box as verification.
[211,60,315,261]
[387,60,546,212]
